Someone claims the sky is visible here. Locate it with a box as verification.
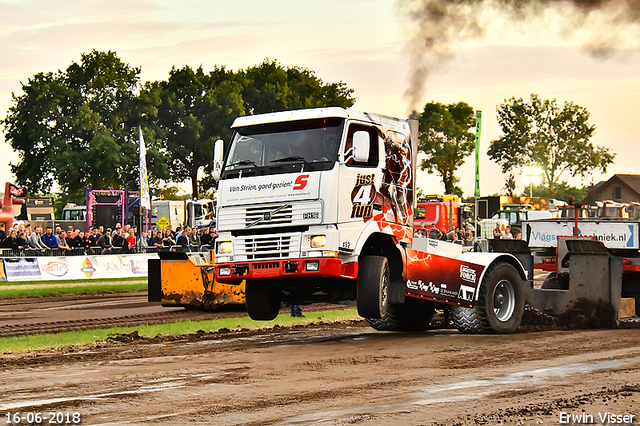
[1,0,639,198]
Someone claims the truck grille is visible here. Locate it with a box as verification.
[218,201,322,231]
[236,233,301,260]
[245,204,293,227]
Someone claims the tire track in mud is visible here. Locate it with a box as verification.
[0,292,350,337]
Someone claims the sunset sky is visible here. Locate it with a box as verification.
[1,0,639,197]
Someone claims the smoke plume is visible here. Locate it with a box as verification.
[398,0,640,112]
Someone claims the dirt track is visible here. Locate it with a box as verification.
[1,318,640,425]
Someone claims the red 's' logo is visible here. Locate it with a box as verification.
[293,174,309,190]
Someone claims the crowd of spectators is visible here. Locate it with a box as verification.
[413,222,476,246]
[0,222,218,257]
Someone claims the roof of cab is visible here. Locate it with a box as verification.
[230,107,406,129]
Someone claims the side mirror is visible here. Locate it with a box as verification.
[213,139,224,181]
[352,131,370,163]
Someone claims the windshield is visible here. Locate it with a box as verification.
[224,117,343,176]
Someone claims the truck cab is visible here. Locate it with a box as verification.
[213,108,417,319]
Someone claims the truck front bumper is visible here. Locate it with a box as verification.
[215,257,357,283]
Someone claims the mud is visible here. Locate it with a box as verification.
[1,317,640,425]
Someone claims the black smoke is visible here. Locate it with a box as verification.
[398,0,640,111]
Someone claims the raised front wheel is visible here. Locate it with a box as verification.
[245,280,281,321]
[357,256,389,319]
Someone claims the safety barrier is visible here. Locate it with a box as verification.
[0,245,212,258]
[0,252,162,282]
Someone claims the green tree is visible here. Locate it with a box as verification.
[522,182,588,202]
[2,50,167,196]
[417,101,476,196]
[487,94,615,197]
[143,65,245,198]
[241,59,355,115]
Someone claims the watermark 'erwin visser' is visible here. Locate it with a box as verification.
[559,412,635,424]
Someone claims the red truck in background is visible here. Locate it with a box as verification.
[414,195,474,233]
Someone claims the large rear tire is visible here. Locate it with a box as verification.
[357,256,389,319]
[366,297,436,331]
[451,262,524,334]
[245,280,281,321]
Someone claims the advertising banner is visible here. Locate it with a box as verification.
[219,172,320,205]
[3,253,159,282]
[524,221,639,249]
[3,258,41,281]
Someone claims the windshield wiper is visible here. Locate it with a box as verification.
[227,159,257,168]
[270,156,306,163]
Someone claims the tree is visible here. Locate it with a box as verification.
[2,50,166,196]
[240,59,355,115]
[522,182,588,202]
[143,65,245,198]
[417,101,476,196]
[487,94,615,197]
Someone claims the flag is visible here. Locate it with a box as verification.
[139,126,151,210]
[474,110,482,199]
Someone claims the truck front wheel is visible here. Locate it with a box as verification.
[357,256,389,319]
[451,262,524,334]
[245,280,281,321]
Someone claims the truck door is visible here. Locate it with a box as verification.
[338,124,383,247]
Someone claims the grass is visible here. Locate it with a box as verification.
[0,277,147,298]
[0,308,360,354]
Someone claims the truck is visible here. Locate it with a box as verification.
[479,204,554,239]
[185,199,215,229]
[413,194,473,233]
[151,199,216,232]
[209,107,537,333]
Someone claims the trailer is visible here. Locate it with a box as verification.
[522,215,639,317]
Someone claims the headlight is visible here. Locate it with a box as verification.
[310,235,327,248]
[217,241,233,254]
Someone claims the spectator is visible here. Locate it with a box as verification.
[71,230,86,250]
[501,225,513,240]
[28,226,49,251]
[41,226,59,249]
[161,228,175,248]
[15,231,27,253]
[0,224,7,242]
[176,226,191,252]
[139,231,149,250]
[188,227,201,249]
[87,227,98,245]
[2,229,17,252]
[96,228,113,254]
[57,230,73,253]
[200,227,212,247]
[450,229,461,244]
[148,228,162,249]
[2,229,15,247]
[428,224,441,240]
[492,223,503,239]
[290,304,304,317]
[464,224,475,246]
[126,228,137,252]
[86,227,100,254]
[112,228,127,252]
